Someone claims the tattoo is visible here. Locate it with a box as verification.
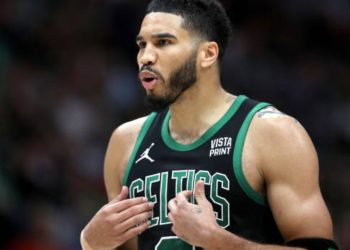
[258,107,300,124]
[191,207,203,214]
[257,107,285,118]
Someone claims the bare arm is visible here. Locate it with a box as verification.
[81,117,153,250]
[167,110,334,249]
[204,112,334,249]
[254,111,333,241]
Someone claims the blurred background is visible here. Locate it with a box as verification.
[0,0,349,249]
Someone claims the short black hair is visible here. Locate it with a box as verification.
[146,0,232,60]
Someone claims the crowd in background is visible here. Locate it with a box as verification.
[0,0,349,249]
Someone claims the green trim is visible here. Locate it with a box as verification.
[233,102,271,206]
[122,113,157,186]
[161,95,247,151]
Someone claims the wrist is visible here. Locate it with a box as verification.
[202,226,248,250]
[201,224,225,250]
[81,229,96,250]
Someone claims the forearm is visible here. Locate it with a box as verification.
[203,227,305,250]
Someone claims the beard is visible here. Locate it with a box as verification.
[144,51,197,112]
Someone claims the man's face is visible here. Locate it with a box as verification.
[136,12,198,111]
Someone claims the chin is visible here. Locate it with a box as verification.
[144,94,174,112]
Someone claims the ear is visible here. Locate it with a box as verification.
[199,42,219,68]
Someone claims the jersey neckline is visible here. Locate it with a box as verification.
[161,95,247,151]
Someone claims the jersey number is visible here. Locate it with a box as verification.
[155,236,194,250]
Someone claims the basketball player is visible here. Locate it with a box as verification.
[80,0,338,249]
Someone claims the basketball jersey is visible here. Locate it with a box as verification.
[123,95,283,249]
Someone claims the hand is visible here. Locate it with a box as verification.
[168,181,220,248]
[82,186,154,250]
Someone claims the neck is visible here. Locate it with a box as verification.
[168,77,236,145]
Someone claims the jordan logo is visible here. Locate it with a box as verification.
[135,143,155,164]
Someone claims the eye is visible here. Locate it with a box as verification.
[157,39,171,47]
[137,41,146,49]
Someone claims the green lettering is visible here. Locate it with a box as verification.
[187,170,195,203]
[211,173,230,228]
[171,170,187,194]
[155,236,194,250]
[129,178,144,198]
[160,172,170,225]
[145,173,160,227]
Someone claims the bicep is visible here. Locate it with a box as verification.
[104,119,143,201]
[104,129,124,201]
[268,179,333,241]
[260,117,333,241]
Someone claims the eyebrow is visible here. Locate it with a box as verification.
[136,32,178,43]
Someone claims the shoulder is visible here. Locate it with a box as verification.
[107,115,150,157]
[104,115,152,200]
[252,106,310,147]
[248,106,318,182]
[110,116,150,144]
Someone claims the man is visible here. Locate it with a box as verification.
[81,0,337,249]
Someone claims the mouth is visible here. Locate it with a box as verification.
[139,70,159,90]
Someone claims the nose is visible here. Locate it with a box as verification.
[139,45,157,66]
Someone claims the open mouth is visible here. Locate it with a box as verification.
[139,71,159,90]
[143,77,156,82]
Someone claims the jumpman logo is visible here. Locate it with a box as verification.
[135,143,155,164]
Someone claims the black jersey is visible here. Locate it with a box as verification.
[123,95,283,249]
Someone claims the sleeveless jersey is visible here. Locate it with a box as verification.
[123,95,283,249]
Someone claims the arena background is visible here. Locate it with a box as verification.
[0,0,349,249]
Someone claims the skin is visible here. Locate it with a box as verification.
[82,12,334,250]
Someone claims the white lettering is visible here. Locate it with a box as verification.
[211,139,217,148]
[209,137,232,157]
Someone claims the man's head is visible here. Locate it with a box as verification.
[137,0,232,111]
[146,0,232,61]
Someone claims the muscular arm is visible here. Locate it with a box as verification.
[103,122,138,250]
[205,110,333,249]
[255,110,333,241]
[168,108,334,250]
[82,117,152,250]
[104,116,148,200]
